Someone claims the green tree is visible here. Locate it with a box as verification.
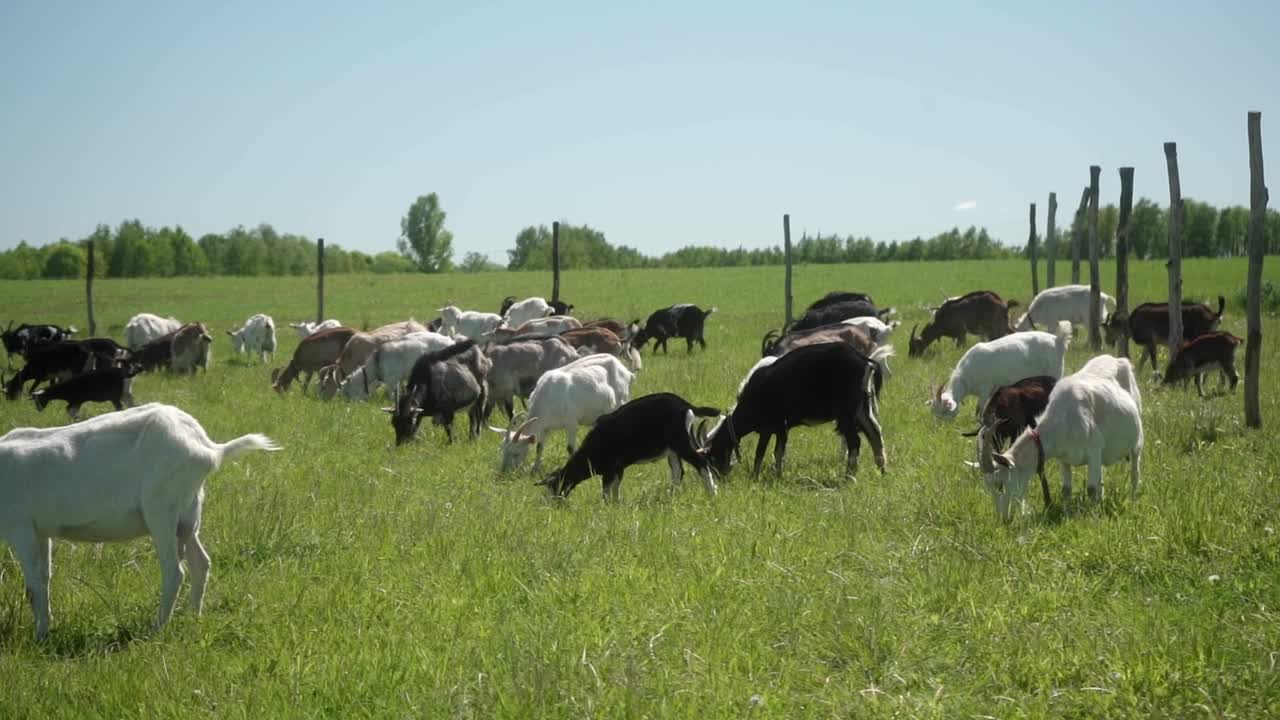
[42,242,85,278]
[460,251,501,273]
[398,193,454,272]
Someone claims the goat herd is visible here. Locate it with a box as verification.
[0,283,1247,640]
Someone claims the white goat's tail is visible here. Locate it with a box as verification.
[869,344,895,380]
[1054,321,1073,346]
[1115,357,1142,414]
[219,434,282,465]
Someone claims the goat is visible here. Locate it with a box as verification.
[841,316,899,347]
[386,340,491,446]
[556,326,642,370]
[0,403,279,640]
[789,299,893,333]
[316,320,430,397]
[705,344,893,478]
[289,319,342,339]
[227,313,277,363]
[632,304,717,354]
[962,376,1057,508]
[908,290,1018,356]
[438,304,504,341]
[32,364,142,419]
[492,354,635,472]
[501,297,555,328]
[2,322,77,365]
[806,291,875,312]
[272,326,357,393]
[124,313,182,349]
[170,322,213,374]
[1014,284,1115,332]
[482,336,579,420]
[539,392,721,500]
[985,360,1143,521]
[927,330,1069,420]
[761,322,876,360]
[337,331,455,402]
[488,315,584,343]
[4,342,97,400]
[1103,296,1225,377]
[1162,332,1244,396]
[549,299,574,316]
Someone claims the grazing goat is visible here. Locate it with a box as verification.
[4,342,97,399]
[1162,332,1243,396]
[501,297,555,328]
[337,331,455,401]
[789,299,893,333]
[272,326,357,393]
[557,326,642,370]
[170,322,213,374]
[488,315,584,343]
[761,322,876,359]
[962,375,1057,508]
[289,319,342,339]
[806,291,875,312]
[316,320,429,397]
[985,360,1143,521]
[492,354,635,472]
[438,304,504,341]
[124,313,182,349]
[387,340,491,446]
[227,313,277,363]
[706,344,893,478]
[632,304,717,354]
[539,393,721,500]
[0,403,279,640]
[927,330,1069,420]
[908,290,1018,357]
[1103,296,1225,376]
[482,336,579,420]
[841,316,899,346]
[2,322,77,365]
[32,365,141,419]
[1014,284,1115,332]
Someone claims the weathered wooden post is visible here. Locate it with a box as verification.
[1245,111,1267,429]
[783,214,793,325]
[1087,166,1102,350]
[85,239,97,337]
[316,237,326,323]
[1046,192,1058,288]
[1071,186,1088,284]
[1115,167,1135,359]
[1164,143,1184,363]
[551,221,561,303]
[1028,203,1039,295]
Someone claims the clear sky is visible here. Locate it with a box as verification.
[1,1,1275,261]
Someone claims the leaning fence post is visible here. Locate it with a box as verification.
[1072,186,1088,284]
[1046,192,1058,288]
[1165,143,1184,365]
[1245,112,1267,429]
[317,237,326,323]
[783,214,793,325]
[85,239,97,337]
[1087,166,1102,350]
[552,221,561,303]
[1116,167,1135,359]
[1028,203,1039,295]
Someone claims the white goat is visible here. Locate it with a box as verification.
[490,354,634,471]
[227,313,277,363]
[124,313,181,349]
[0,403,280,640]
[1014,284,1116,332]
[439,304,504,341]
[928,330,1069,420]
[841,317,899,347]
[290,319,342,339]
[338,331,455,401]
[502,297,554,328]
[986,361,1144,521]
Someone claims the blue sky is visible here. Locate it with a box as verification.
[1,1,1275,260]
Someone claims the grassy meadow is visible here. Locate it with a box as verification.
[1,258,1278,718]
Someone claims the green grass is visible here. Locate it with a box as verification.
[0,258,1278,718]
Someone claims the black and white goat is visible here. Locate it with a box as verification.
[32,364,142,419]
[705,343,893,478]
[539,392,721,500]
[788,299,893,333]
[386,340,491,446]
[1,322,76,365]
[962,376,1057,508]
[3,342,98,400]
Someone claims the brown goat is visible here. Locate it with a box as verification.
[1103,296,1224,376]
[272,326,357,394]
[908,290,1017,357]
[315,320,429,397]
[1162,331,1243,396]
[963,376,1056,508]
[761,322,875,359]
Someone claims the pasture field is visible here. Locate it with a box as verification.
[1,258,1279,719]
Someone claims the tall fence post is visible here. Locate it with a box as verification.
[1116,166,1135,359]
[1028,203,1039,295]
[783,214,793,325]
[1245,112,1267,429]
[1087,166,1102,350]
[317,237,325,323]
[1164,143,1184,364]
[85,239,97,337]
[1046,192,1058,288]
[552,221,561,304]
[1071,186,1088,284]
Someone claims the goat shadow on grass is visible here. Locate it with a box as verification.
[0,620,148,659]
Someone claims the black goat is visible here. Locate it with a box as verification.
[539,392,721,500]
[631,304,717,354]
[760,322,875,358]
[3,342,97,400]
[806,291,875,312]
[1162,331,1243,396]
[2,322,77,365]
[1103,296,1225,375]
[962,375,1056,508]
[789,299,891,333]
[32,364,141,419]
[549,300,574,316]
[386,340,491,446]
[705,343,891,478]
[908,290,1017,357]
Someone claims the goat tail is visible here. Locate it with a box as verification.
[690,405,720,417]
[703,306,718,318]
[1054,321,1073,347]
[1216,294,1226,318]
[869,344,895,379]
[218,433,282,466]
[32,390,48,411]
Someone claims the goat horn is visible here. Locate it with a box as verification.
[909,324,918,342]
[513,414,537,438]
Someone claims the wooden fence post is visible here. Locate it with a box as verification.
[1087,166,1102,350]
[1245,112,1267,429]
[1071,186,1088,284]
[552,221,561,303]
[85,239,97,337]
[783,214,793,325]
[1115,167,1135,359]
[1164,143,1184,364]
[1046,192,1058,288]
[1028,203,1039,295]
[317,238,325,323]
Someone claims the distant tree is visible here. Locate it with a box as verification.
[460,251,501,273]
[43,242,84,278]
[1182,198,1219,257]
[398,193,454,272]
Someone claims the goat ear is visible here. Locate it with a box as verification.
[992,453,1013,468]
[380,407,395,414]
[488,425,508,435]
[962,460,982,469]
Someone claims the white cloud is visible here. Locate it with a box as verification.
[953,200,977,212]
